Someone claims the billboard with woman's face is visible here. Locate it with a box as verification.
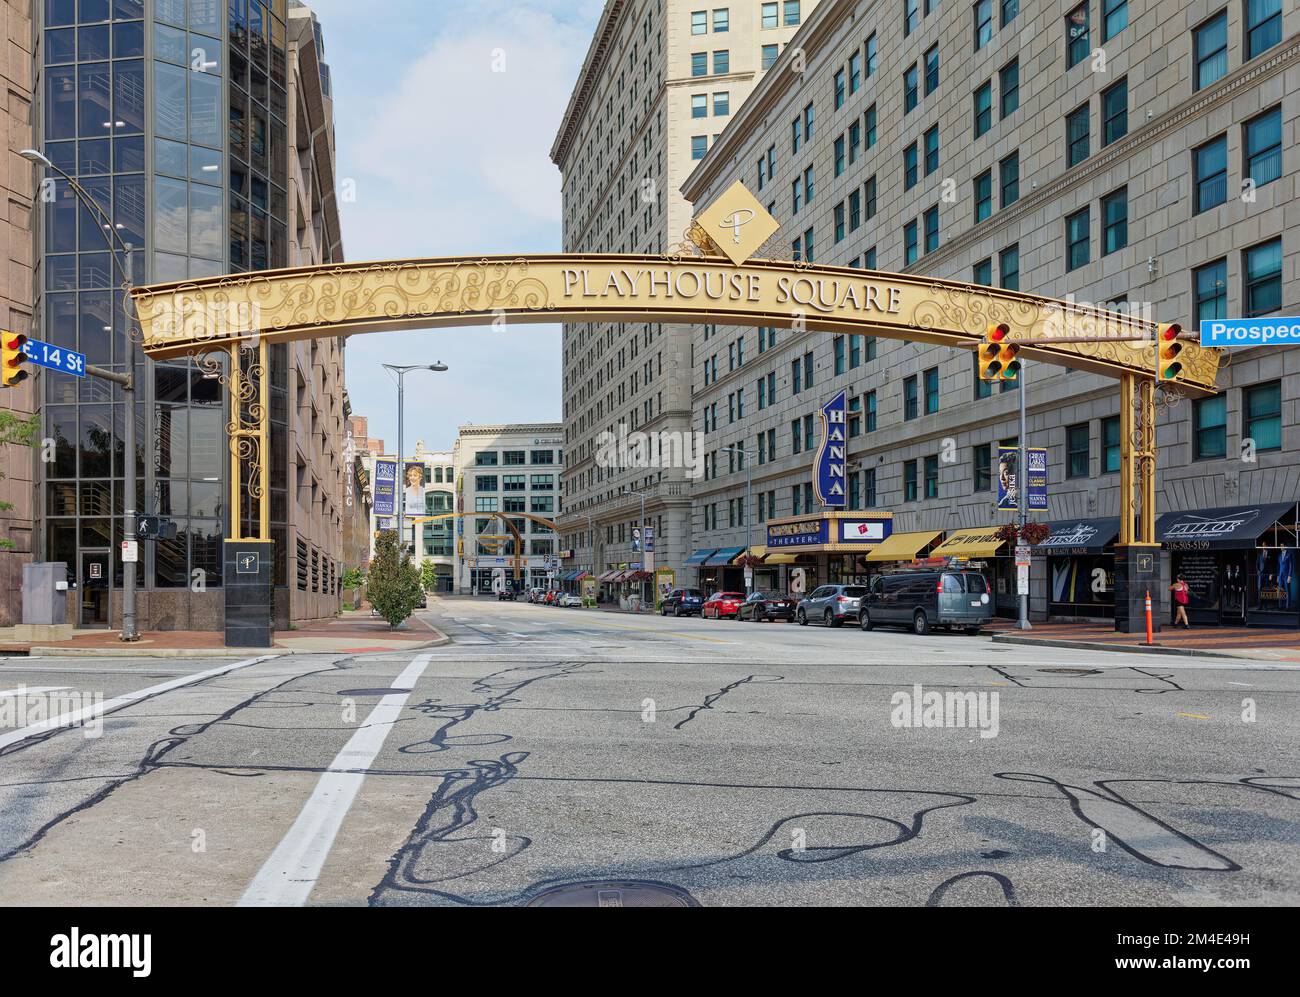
[403,462,426,515]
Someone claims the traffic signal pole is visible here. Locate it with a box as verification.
[1016,362,1031,630]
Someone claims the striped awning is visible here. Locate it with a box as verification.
[865,530,944,562]
[931,527,1007,559]
[684,548,717,565]
[702,546,746,566]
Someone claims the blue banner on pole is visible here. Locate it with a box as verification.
[997,446,1047,511]
[373,459,397,516]
[1199,317,1300,348]
[813,389,847,507]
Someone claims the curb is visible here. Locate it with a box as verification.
[27,646,294,659]
[990,633,1252,659]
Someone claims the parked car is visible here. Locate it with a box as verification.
[796,584,867,627]
[417,591,428,609]
[859,569,993,635]
[660,588,704,617]
[497,588,516,601]
[559,592,584,608]
[702,591,745,619]
[737,591,797,622]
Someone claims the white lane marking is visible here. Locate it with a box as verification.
[0,686,71,697]
[238,652,434,907]
[0,656,277,752]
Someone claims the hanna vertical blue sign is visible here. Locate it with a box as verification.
[813,389,847,507]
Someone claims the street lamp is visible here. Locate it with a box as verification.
[381,362,448,561]
[22,148,142,641]
[721,444,757,594]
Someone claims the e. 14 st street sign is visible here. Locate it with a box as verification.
[22,337,86,376]
[1200,318,1300,348]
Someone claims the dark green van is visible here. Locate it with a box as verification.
[858,569,994,635]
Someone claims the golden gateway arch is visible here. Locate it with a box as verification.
[130,184,1222,567]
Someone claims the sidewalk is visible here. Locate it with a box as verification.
[986,618,1300,661]
[0,611,448,658]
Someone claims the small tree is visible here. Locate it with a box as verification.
[420,560,438,592]
[366,531,421,629]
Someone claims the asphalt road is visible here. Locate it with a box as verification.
[0,596,1296,907]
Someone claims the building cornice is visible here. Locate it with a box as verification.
[551,0,630,168]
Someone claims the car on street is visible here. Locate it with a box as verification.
[737,591,797,622]
[417,591,428,609]
[660,587,704,617]
[559,592,583,608]
[796,584,867,627]
[702,591,745,619]
[497,588,516,601]
[858,569,993,635]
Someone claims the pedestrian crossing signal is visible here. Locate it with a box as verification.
[1,331,28,387]
[1157,323,1183,380]
[978,323,1019,381]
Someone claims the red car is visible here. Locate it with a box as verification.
[702,591,746,619]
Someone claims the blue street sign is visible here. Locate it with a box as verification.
[22,337,86,377]
[1199,318,1300,348]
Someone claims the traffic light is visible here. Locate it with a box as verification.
[1,331,28,388]
[978,323,1020,381]
[1157,323,1183,381]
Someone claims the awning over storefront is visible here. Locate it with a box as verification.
[597,569,620,582]
[702,546,746,566]
[931,527,1007,559]
[864,530,944,562]
[752,545,800,564]
[1032,518,1121,555]
[573,571,590,581]
[1157,503,1299,549]
[685,548,718,565]
[625,570,652,582]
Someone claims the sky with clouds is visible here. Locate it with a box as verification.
[306,0,605,453]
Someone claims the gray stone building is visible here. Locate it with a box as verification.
[680,0,1298,625]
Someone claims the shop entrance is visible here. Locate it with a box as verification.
[80,549,111,627]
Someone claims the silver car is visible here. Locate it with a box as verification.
[796,584,867,627]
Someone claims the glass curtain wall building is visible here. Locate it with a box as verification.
[36,0,293,627]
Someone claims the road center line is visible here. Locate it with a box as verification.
[238,652,434,907]
[0,655,277,752]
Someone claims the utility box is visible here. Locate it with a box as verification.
[22,562,70,626]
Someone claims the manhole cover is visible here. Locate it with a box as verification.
[337,688,412,697]
[1036,668,1100,676]
[524,880,699,908]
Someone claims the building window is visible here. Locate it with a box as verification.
[834,68,846,109]
[974,170,993,222]
[1244,107,1282,188]
[691,135,707,160]
[1193,259,1228,323]
[904,65,918,113]
[1193,11,1228,89]
[784,0,802,26]
[904,0,919,36]
[803,227,814,263]
[924,44,939,95]
[691,51,707,76]
[1065,111,1095,175]
[1193,135,1228,212]
[1066,207,1090,270]
[904,220,918,265]
[1000,59,1019,117]
[849,50,862,93]
[1067,4,1089,68]
[865,390,877,432]
[1066,423,1090,477]
[974,353,993,398]
[999,244,1020,290]
[973,81,992,137]
[1000,151,1019,206]
[974,0,993,49]
[834,135,846,176]
[1102,416,1121,472]
[1244,381,1281,451]
[903,143,918,190]
[1001,0,1019,25]
[923,124,939,174]
[865,33,878,77]
[791,357,802,394]
[974,444,992,491]
[713,91,730,115]
[691,94,707,118]
[864,467,878,507]
[1245,0,1282,60]
[1102,187,1127,254]
[475,452,498,466]
[1102,0,1127,40]
[713,49,729,73]
[924,366,940,414]
[713,7,729,32]
[1193,394,1228,460]
[904,375,919,420]
[924,205,939,253]
[762,2,779,28]
[691,10,707,34]
[973,258,992,286]
[803,101,814,141]
[833,335,846,374]
[1101,77,1127,145]
[924,455,940,499]
[762,44,778,70]
[865,103,877,147]
[904,460,918,502]
[834,201,846,242]
[1244,238,1282,317]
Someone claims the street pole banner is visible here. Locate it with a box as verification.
[813,388,847,506]
[997,446,1047,511]
[403,461,426,517]
[373,459,397,516]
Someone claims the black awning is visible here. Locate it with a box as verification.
[1157,503,1299,549]
[1032,517,1121,555]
